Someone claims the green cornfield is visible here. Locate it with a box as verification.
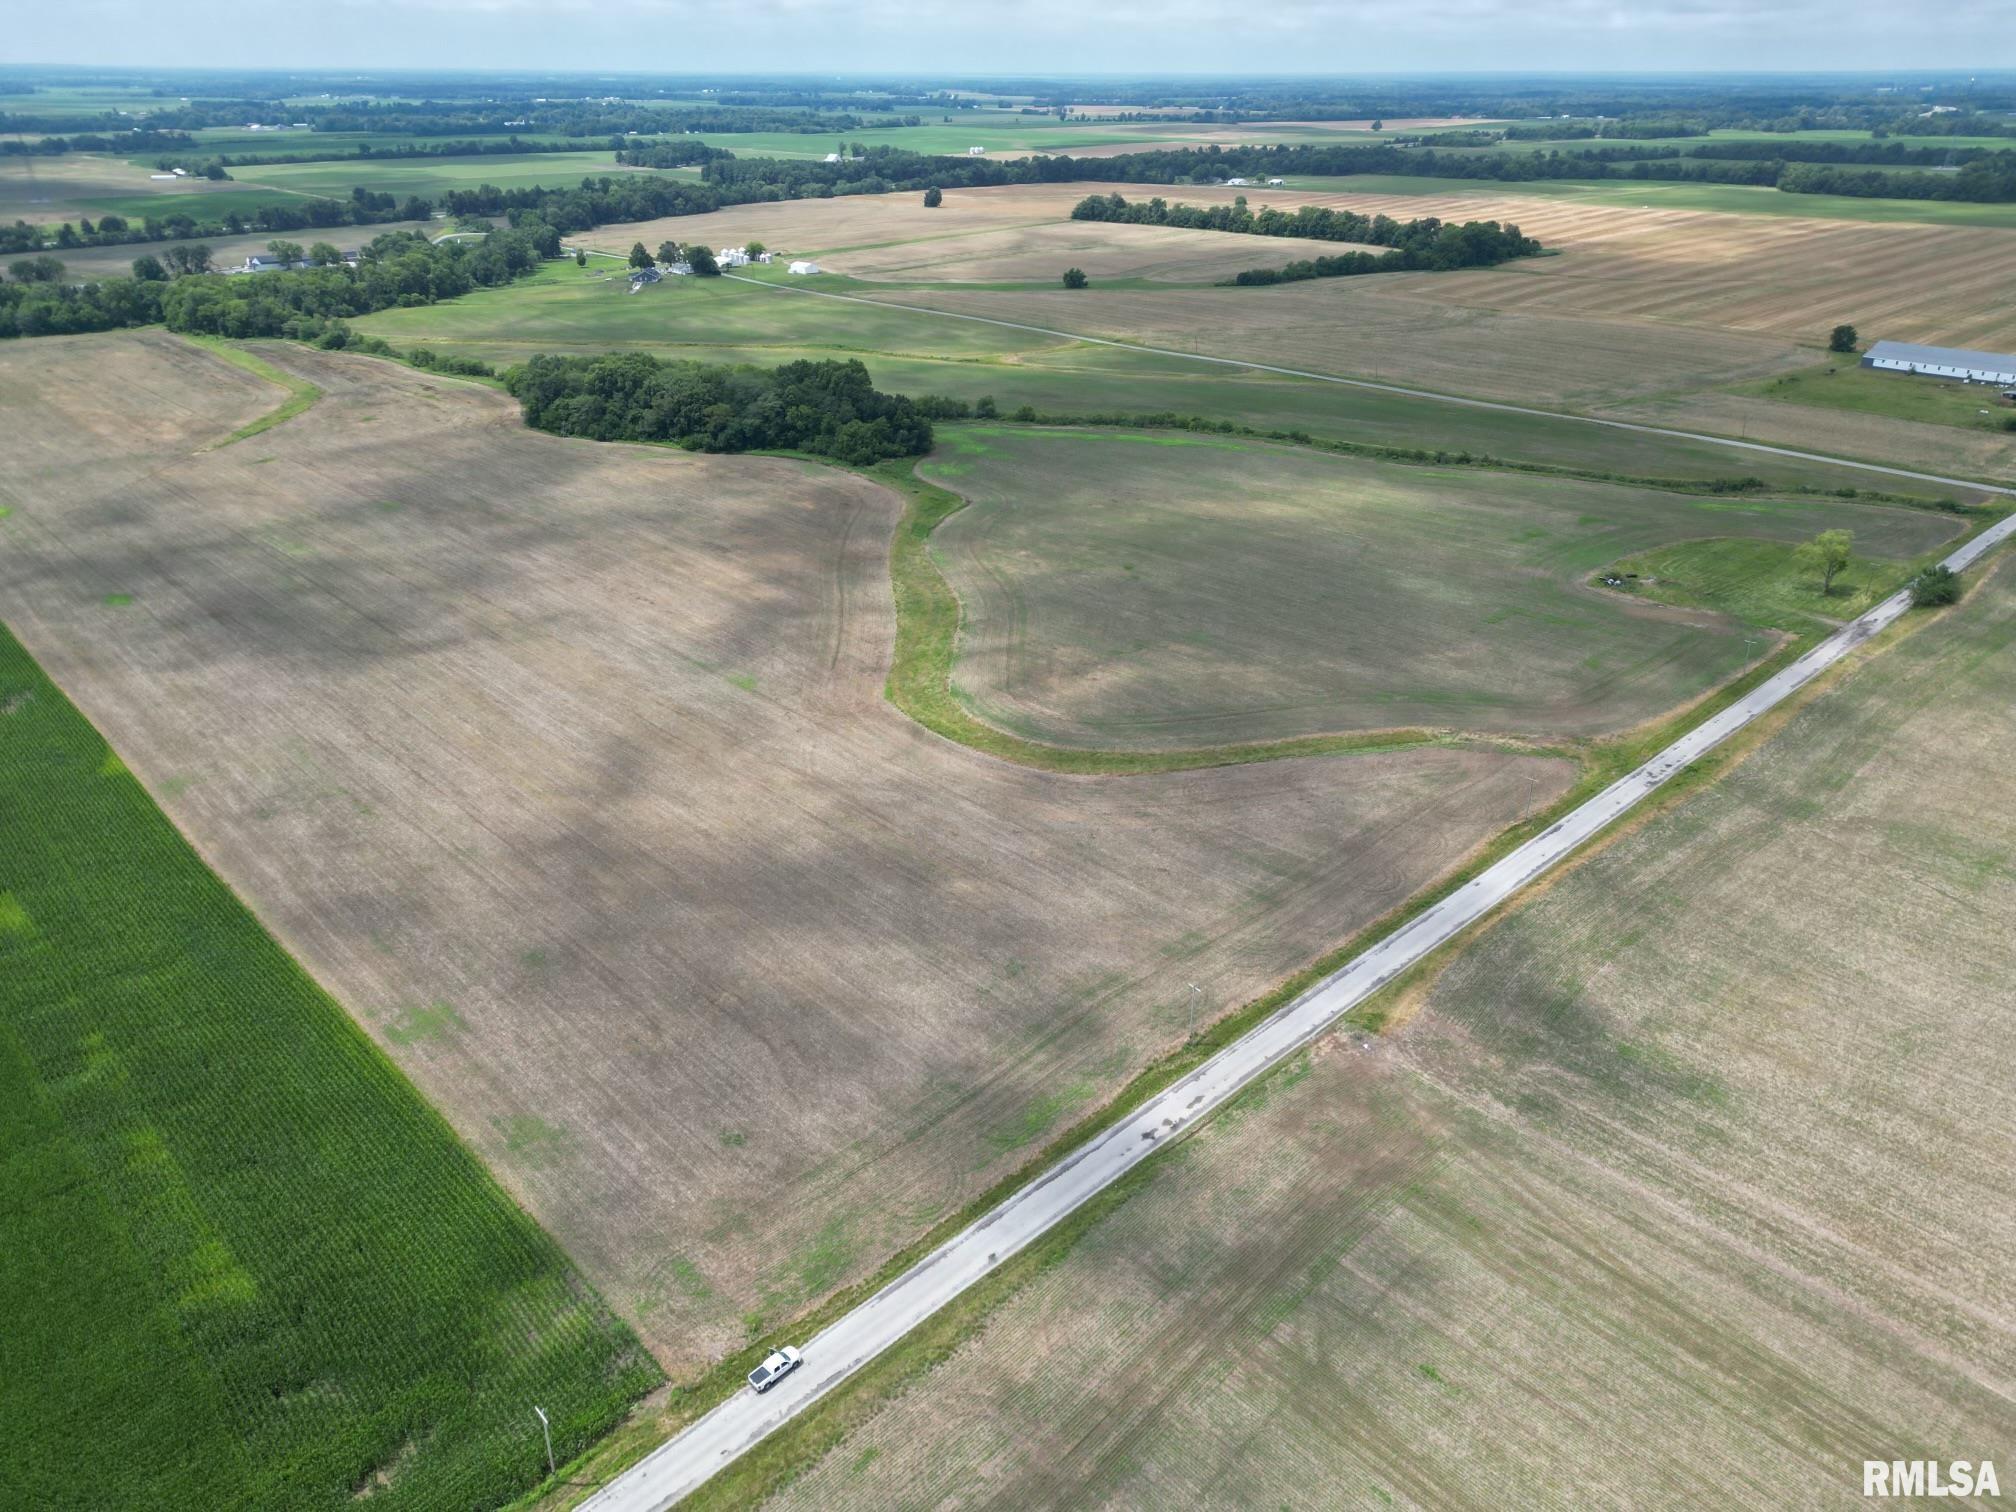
[0,623,661,1509]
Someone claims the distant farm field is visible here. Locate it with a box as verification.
[0,332,1574,1377]
[765,553,2016,1512]
[0,401,658,1508]
[234,149,644,199]
[920,426,1957,748]
[0,152,312,224]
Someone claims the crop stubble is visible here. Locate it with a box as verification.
[0,332,1572,1371]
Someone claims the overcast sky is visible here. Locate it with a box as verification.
[9,0,2007,76]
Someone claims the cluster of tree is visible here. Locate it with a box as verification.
[1780,156,2016,203]
[503,352,933,463]
[1071,191,1542,259]
[1910,564,1963,607]
[3,186,432,256]
[0,225,554,341]
[0,129,196,157]
[1226,217,1541,286]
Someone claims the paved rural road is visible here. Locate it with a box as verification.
[578,290,2016,1512]
[724,273,2016,500]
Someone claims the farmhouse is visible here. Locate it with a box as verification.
[1862,339,2016,385]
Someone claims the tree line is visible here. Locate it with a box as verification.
[1068,193,1541,284]
[0,225,555,341]
[504,352,934,463]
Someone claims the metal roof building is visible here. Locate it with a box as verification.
[1862,340,2016,385]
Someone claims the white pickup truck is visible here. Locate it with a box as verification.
[746,1345,803,1394]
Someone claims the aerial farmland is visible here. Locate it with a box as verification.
[3,56,2014,1512]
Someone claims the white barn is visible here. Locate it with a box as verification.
[1862,340,2016,386]
[788,259,821,275]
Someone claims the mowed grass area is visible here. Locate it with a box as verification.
[0,332,1573,1385]
[351,264,1926,498]
[919,426,1958,748]
[759,555,2016,1512]
[0,620,660,1509]
[1738,359,2016,432]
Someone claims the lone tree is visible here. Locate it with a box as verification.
[574,249,587,267]
[923,186,943,208]
[628,242,654,270]
[656,240,681,265]
[746,240,765,257]
[1795,529,1854,596]
[1910,563,1962,608]
[1061,266,1089,289]
[687,245,721,277]
[1370,118,1384,131]
[1828,323,1859,354]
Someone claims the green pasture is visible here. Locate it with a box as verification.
[0,623,660,1508]
[914,426,1958,747]
[1735,359,2016,432]
[351,269,1926,497]
[1601,535,1923,631]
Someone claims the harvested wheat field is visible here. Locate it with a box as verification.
[0,331,1574,1372]
[1352,190,2016,352]
[768,559,2016,1512]
[818,219,1372,284]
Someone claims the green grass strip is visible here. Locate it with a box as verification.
[180,334,323,446]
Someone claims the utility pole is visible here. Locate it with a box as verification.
[533,1406,554,1480]
[1187,982,1201,1043]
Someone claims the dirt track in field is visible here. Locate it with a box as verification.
[0,332,1572,1371]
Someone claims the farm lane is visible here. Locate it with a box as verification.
[576,443,2016,1507]
[723,273,2014,499]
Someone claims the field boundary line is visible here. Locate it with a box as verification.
[721,273,2012,497]
[575,428,2016,1508]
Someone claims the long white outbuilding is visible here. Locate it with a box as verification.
[1862,339,2016,385]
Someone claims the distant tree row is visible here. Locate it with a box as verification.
[504,352,934,463]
